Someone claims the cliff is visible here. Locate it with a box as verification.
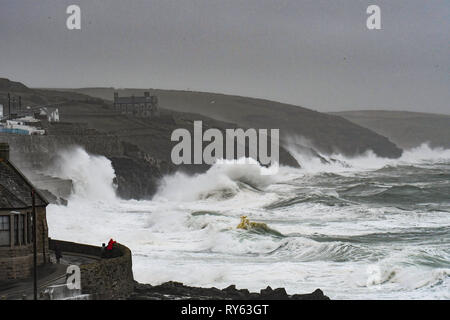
[1,78,301,201]
[330,110,450,149]
[67,87,403,158]
[0,79,406,201]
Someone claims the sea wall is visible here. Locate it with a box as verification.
[49,239,134,299]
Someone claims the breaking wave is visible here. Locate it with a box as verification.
[46,146,117,202]
[154,158,278,202]
[285,140,450,173]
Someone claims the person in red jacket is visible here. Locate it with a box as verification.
[104,238,117,258]
[106,238,116,250]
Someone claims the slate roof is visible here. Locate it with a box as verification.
[0,159,48,209]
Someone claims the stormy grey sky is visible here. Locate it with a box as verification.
[0,0,449,114]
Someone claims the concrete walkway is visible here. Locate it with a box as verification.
[0,263,67,300]
[0,252,99,300]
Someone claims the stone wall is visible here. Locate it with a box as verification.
[0,134,126,170]
[0,245,33,280]
[49,238,101,257]
[49,239,134,299]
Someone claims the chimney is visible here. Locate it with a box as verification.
[0,143,9,161]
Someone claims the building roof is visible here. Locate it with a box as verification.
[0,160,48,209]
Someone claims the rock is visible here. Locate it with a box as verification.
[239,288,250,296]
[260,286,273,296]
[223,285,237,294]
[129,281,329,300]
[272,288,288,299]
[292,289,329,300]
[259,286,288,300]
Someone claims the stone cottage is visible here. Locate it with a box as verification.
[113,91,159,118]
[0,142,49,280]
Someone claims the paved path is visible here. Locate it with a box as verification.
[0,264,67,300]
[0,251,99,300]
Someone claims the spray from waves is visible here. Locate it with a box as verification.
[284,136,450,173]
[43,144,450,298]
[155,141,450,203]
[45,146,117,202]
[154,158,279,202]
[400,143,450,162]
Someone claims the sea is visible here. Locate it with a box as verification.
[46,143,450,299]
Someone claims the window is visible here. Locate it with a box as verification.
[20,214,25,244]
[27,213,31,243]
[0,216,10,247]
[14,215,19,246]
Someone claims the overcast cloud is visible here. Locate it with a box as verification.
[0,0,448,114]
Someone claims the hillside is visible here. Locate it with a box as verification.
[0,78,100,107]
[60,87,403,158]
[330,111,450,149]
[0,79,299,199]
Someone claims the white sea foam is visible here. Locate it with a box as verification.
[46,146,117,202]
[155,157,278,202]
[46,145,450,299]
[285,139,450,173]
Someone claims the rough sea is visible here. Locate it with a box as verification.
[47,143,450,299]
